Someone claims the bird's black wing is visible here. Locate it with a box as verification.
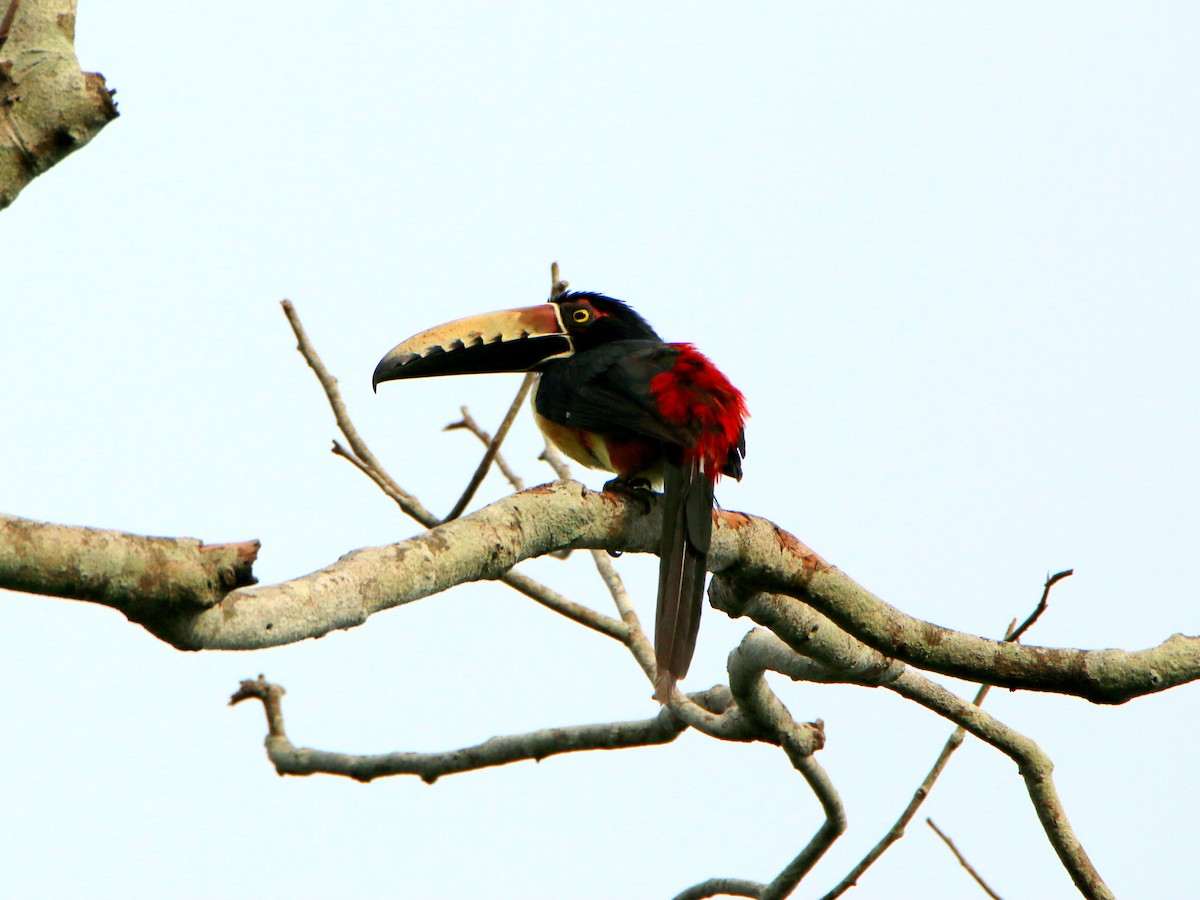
[534,341,689,446]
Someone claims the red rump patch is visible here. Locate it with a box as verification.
[650,343,747,482]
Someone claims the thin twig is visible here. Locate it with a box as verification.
[233,675,735,784]
[539,435,573,480]
[927,819,1004,900]
[589,549,655,669]
[887,672,1112,899]
[762,753,843,899]
[445,406,526,491]
[1010,569,1074,642]
[229,675,287,738]
[281,300,438,526]
[821,570,1073,899]
[442,374,535,522]
[540,434,658,681]
[713,631,845,899]
[499,569,629,642]
[676,631,847,899]
[716,587,1111,898]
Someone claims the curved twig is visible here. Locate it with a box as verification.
[231,675,733,784]
[672,628,845,900]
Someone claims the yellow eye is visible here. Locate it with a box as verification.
[572,308,590,323]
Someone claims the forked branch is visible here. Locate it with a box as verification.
[820,570,1074,898]
[712,583,1112,900]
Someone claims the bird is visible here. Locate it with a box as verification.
[373,290,747,702]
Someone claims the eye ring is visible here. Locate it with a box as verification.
[572,308,590,323]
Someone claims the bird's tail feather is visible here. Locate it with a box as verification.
[655,458,713,703]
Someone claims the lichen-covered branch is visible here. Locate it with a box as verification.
[705,556,1199,704]
[0,0,117,209]
[0,512,258,629]
[4,483,1198,709]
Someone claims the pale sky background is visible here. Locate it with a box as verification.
[3,3,1197,898]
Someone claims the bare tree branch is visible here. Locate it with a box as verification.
[282,299,439,526]
[768,753,843,899]
[441,374,535,522]
[711,584,1113,899]
[550,260,569,298]
[445,405,527,492]
[673,879,761,900]
[708,567,1199,704]
[729,638,844,898]
[673,624,850,900]
[890,674,1107,898]
[590,546,656,674]
[5,486,1197,711]
[0,512,258,627]
[927,819,1005,900]
[1011,568,1074,642]
[821,570,1074,898]
[231,675,735,783]
[0,0,117,209]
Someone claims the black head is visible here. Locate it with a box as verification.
[551,292,662,351]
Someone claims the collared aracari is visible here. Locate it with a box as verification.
[373,292,747,702]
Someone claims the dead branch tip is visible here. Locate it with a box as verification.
[230,675,288,738]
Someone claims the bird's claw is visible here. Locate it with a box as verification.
[602,476,656,513]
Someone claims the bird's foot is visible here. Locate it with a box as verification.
[602,475,656,514]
